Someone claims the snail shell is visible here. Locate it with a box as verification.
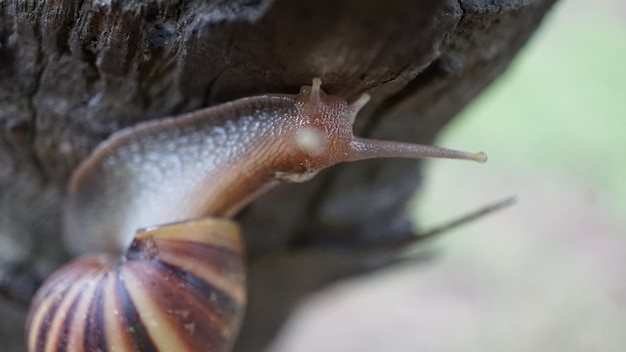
[26,218,245,352]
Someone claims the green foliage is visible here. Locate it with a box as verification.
[437,4,626,221]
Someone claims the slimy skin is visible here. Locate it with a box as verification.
[65,78,486,254]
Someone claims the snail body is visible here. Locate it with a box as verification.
[27,78,486,352]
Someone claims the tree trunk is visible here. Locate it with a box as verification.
[0,0,556,351]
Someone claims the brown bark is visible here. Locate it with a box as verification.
[0,0,556,351]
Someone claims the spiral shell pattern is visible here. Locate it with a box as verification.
[26,218,246,352]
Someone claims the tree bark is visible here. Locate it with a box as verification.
[0,0,556,351]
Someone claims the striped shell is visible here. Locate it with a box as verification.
[26,218,246,352]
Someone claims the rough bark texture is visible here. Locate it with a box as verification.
[0,0,556,351]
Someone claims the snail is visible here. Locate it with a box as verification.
[26,78,487,352]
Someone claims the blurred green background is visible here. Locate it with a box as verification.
[421,0,626,226]
[270,0,626,351]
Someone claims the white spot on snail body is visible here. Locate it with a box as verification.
[295,125,326,156]
[173,309,190,318]
[184,323,195,334]
[274,170,319,183]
